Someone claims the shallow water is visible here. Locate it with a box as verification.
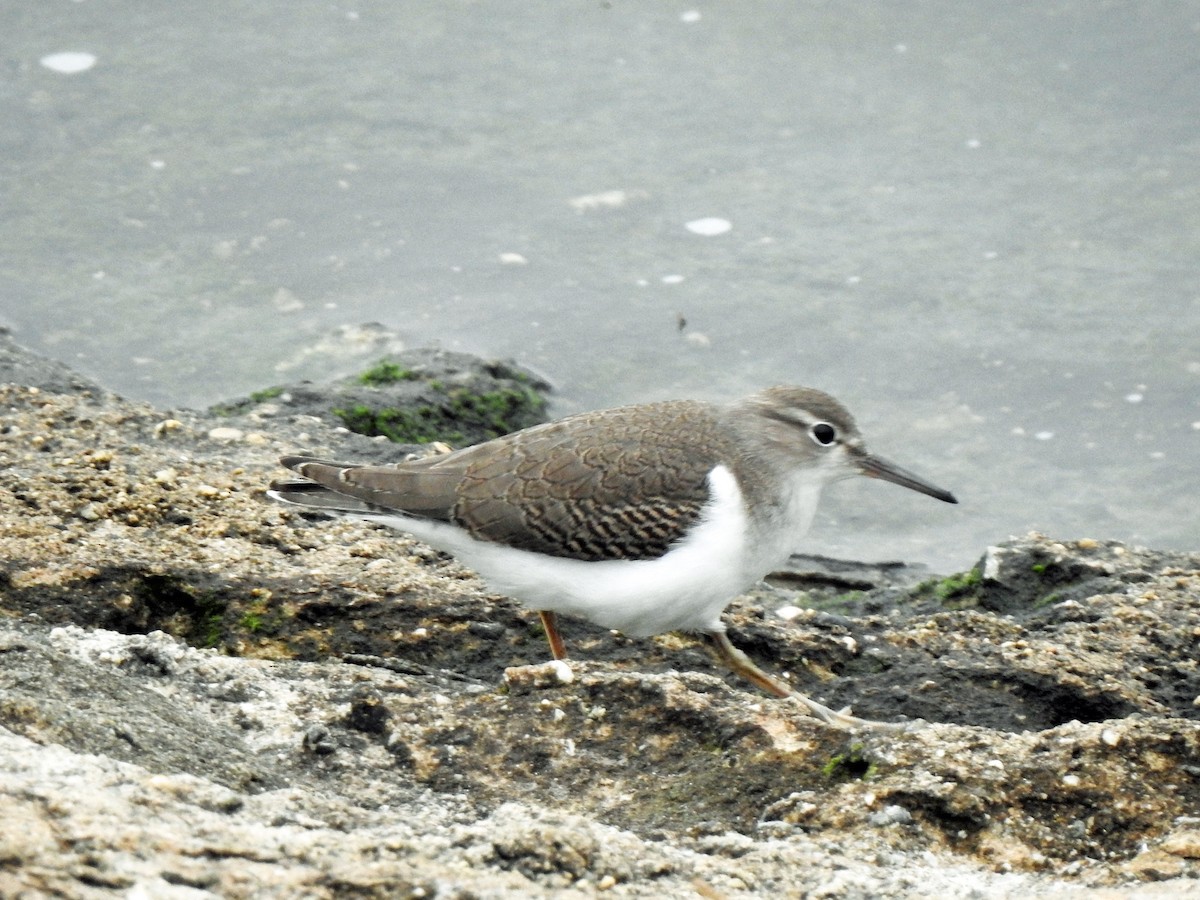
[3,2,1197,570]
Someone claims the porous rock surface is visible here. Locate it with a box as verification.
[1,330,1198,898]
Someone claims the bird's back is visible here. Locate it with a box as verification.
[271,399,744,562]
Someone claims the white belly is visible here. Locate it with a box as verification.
[370,464,820,637]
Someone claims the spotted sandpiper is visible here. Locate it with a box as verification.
[268,386,956,728]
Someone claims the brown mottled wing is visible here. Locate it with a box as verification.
[451,400,734,561]
[276,400,738,562]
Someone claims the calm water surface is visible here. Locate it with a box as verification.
[3,2,1197,570]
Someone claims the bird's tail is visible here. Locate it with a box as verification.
[267,478,391,516]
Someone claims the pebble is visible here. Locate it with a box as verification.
[504,659,575,693]
[207,426,244,442]
[549,659,574,684]
[684,217,732,236]
[302,724,336,755]
[1162,831,1200,859]
[868,804,914,827]
[86,449,115,468]
[40,51,97,74]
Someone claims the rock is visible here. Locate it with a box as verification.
[0,326,105,396]
[208,345,552,451]
[1162,831,1200,859]
[207,426,245,442]
[504,659,576,692]
[1,330,1199,897]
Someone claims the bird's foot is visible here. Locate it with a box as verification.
[787,692,916,732]
[703,629,919,732]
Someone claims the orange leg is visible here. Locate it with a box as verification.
[539,610,568,660]
[704,630,905,731]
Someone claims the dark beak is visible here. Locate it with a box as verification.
[858,452,958,504]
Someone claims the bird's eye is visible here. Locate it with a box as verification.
[809,422,838,446]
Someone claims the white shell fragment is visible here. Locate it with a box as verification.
[685,217,732,236]
[40,52,97,74]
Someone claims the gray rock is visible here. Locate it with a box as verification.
[1,331,1200,897]
[209,346,551,452]
[0,326,105,395]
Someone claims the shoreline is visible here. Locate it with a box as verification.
[1,329,1198,898]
